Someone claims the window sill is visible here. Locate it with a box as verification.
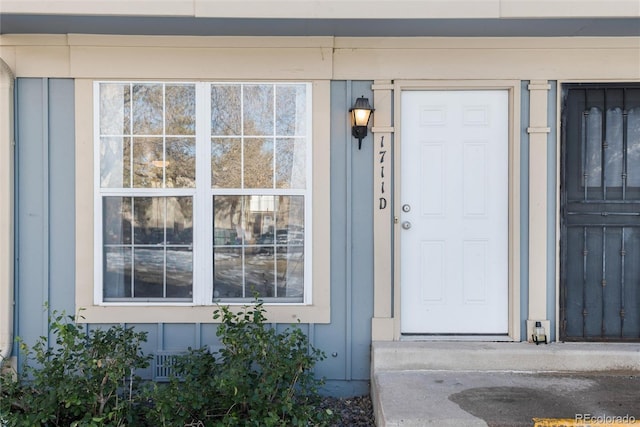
[76,302,330,324]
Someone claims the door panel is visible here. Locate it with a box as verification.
[400,90,509,334]
[561,84,640,341]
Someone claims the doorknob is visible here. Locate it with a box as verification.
[402,221,412,230]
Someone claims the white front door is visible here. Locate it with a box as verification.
[400,90,509,334]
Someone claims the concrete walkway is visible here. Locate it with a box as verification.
[371,342,640,426]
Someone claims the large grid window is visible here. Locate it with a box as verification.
[96,82,311,304]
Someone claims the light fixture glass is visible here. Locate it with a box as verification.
[350,96,374,149]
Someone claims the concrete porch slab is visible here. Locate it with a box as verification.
[371,341,640,426]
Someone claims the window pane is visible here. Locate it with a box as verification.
[165,84,196,135]
[166,137,196,188]
[101,137,131,188]
[276,138,306,189]
[166,248,193,298]
[133,137,164,188]
[247,196,276,255]
[211,84,241,135]
[133,197,164,245]
[103,196,193,301]
[276,249,303,298]
[134,248,164,298]
[213,248,244,299]
[245,251,276,298]
[103,247,132,298]
[213,195,244,244]
[276,196,304,236]
[132,84,163,135]
[244,138,274,188]
[103,197,132,245]
[246,195,276,239]
[212,138,242,188]
[211,194,304,302]
[244,84,274,136]
[100,83,130,135]
[166,197,193,245]
[276,84,307,136]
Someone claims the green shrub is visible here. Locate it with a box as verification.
[0,308,151,426]
[0,302,333,426]
[146,300,334,426]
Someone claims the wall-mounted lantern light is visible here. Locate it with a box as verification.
[350,96,374,150]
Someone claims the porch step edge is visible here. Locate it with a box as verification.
[371,341,640,373]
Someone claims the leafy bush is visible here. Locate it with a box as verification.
[1,301,333,426]
[0,308,150,426]
[146,301,334,426]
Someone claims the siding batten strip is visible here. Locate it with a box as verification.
[42,78,51,345]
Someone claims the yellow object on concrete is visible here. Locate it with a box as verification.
[534,417,638,427]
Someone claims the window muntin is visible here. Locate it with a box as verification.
[96,81,311,304]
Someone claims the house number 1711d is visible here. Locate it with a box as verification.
[379,135,387,210]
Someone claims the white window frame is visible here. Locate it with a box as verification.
[93,81,313,306]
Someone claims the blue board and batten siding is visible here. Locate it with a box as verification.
[13,77,560,394]
[13,78,374,396]
[15,78,77,350]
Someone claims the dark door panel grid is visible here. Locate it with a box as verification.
[561,84,640,341]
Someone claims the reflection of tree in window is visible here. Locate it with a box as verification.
[99,81,309,303]
[101,83,196,190]
[276,84,307,136]
[211,138,242,188]
[133,137,163,188]
[132,84,163,135]
[166,137,195,188]
[244,138,274,188]
[211,85,241,135]
[276,138,306,189]
[244,85,274,136]
[165,85,195,135]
